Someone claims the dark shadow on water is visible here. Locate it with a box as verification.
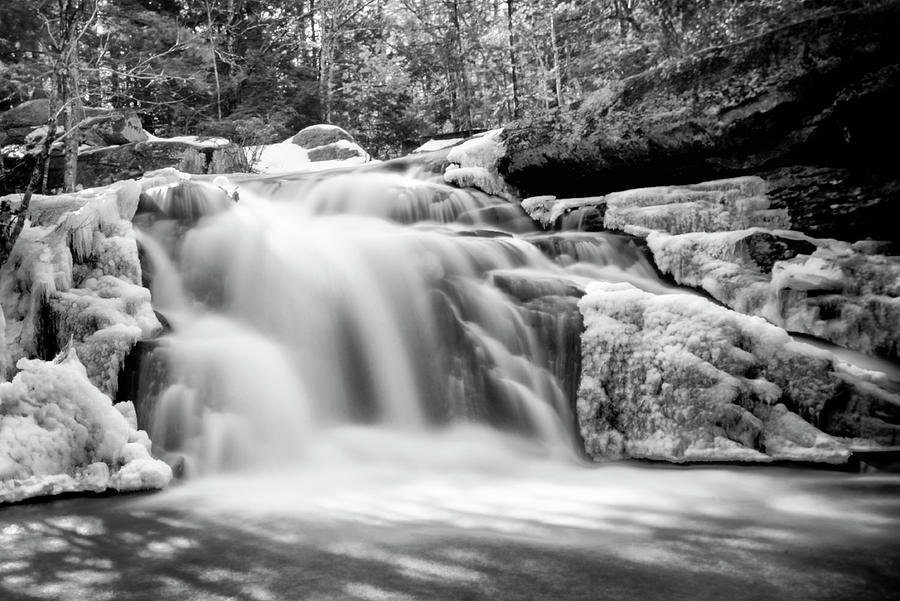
[1,472,899,601]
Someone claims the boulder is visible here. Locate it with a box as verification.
[577,281,900,464]
[0,99,53,145]
[0,99,112,146]
[499,2,900,245]
[291,124,355,148]
[81,112,149,146]
[307,141,366,162]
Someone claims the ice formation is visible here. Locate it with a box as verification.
[0,345,171,503]
[444,129,518,200]
[639,228,900,359]
[603,176,789,234]
[521,195,608,230]
[576,281,899,464]
[0,177,162,395]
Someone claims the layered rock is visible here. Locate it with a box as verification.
[499,2,900,246]
[577,281,900,464]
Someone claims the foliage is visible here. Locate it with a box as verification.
[0,0,824,158]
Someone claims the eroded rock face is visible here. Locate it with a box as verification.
[761,165,900,251]
[577,282,900,464]
[499,3,900,245]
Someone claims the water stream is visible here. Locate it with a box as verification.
[5,165,897,600]
[132,167,675,475]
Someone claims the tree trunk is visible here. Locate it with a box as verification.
[205,0,224,120]
[449,0,473,130]
[550,12,564,110]
[507,0,520,119]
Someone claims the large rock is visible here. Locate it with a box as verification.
[0,99,111,146]
[577,281,900,464]
[0,99,53,146]
[760,165,900,249]
[81,112,149,146]
[291,124,355,148]
[499,2,900,244]
[57,140,244,190]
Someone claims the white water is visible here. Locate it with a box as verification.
[133,169,673,476]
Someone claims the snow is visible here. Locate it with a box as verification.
[521,195,607,230]
[444,129,517,200]
[639,227,900,358]
[414,138,463,153]
[0,346,171,503]
[246,139,372,174]
[576,281,860,464]
[145,133,231,148]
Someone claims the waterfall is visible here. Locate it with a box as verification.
[131,166,669,475]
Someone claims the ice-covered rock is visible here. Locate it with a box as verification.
[0,346,171,503]
[287,124,369,164]
[639,228,900,360]
[1,178,162,393]
[521,195,606,231]
[604,177,789,235]
[577,281,900,464]
[444,130,517,200]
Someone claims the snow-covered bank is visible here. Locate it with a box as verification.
[1,174,174,502]
[0,346,171,503]
[248,124,371,175]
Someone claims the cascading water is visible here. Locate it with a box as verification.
[130,166,674,476]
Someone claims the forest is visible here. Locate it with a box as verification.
[1,0,804,159]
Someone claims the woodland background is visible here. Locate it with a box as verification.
[1,1,810,158]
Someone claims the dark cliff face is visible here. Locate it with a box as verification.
[499,2,900,244]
